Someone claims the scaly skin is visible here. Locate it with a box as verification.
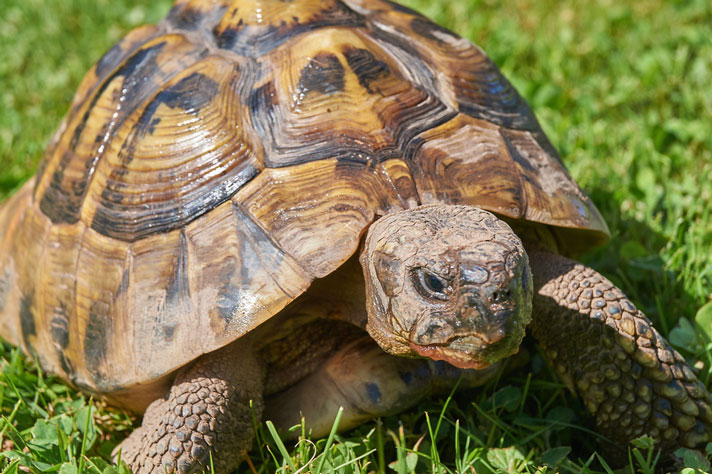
[116,342,263,474]
[528,248,712,454]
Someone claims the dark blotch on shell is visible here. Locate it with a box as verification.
[216,267,239,324]
[84,301,110,384]
[298,53,345,95]
[168,3,228,31]
[410,17,460,44]
[167,6,204,31]
[152,71,220,113]
[133,72,220,138]
[166,230,191,309]
[95,43,124,79]
[0,269,11,314]
[382,0,427,17]
[156,230,191,341]
[500,130,537,173]
[50,308,70,349]
[343,47,390,93]
[214,2,365,57]
[248,81,278,121]
[19,292,36,352]
[57,351,75,376]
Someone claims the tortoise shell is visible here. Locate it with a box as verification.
[0,0,608,400]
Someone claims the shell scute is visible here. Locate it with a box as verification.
[84,55,264,242]
[347,0,541,131]
[298,53,347,96]
[0,184,51,357]
[252,27,454,168]
[75,229,130,391]
[235,157,409,278]
[39,222,85,380]
[405,114,526,216]
[212,0,365,56]
[165,0,229,32]
[35,34,208,232]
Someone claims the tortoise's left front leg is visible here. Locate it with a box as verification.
[527,248,712,453]
[116,341,264,473]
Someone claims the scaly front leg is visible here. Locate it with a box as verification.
[116,342,264,474]
[527,248,712,454]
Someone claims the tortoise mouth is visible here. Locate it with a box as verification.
[409,342,492,369]
[408,334,519,370]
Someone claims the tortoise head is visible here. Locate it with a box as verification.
[360,205,532,369]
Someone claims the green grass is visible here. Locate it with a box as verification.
[1,0,711,472]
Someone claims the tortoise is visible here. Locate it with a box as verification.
[0,0,710,472]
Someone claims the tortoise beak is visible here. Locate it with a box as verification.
[409,336,504,369]
[408,288,524,369]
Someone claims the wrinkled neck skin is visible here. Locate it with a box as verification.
[360,204,533,370]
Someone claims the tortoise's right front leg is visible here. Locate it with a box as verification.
[527,248,712,454]
[116,342,264,474]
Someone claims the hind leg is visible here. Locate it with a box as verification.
[264,336,503,437]
[115,342,264,474]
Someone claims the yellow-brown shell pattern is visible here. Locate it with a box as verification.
[0,0,609,398]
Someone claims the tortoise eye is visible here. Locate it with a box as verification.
[414,268,450,301]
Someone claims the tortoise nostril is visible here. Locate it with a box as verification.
[492,289,512,303]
